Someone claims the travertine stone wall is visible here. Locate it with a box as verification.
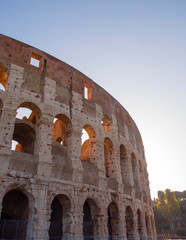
[0,34,156,240]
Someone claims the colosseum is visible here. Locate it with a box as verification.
[0,34,156,240]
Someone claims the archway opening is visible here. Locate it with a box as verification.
[137,209,142,237]
[81,125,96,163]
[49,198,63,240]
[104,137,114,178]
[131,153,139,188]
[11,102,41,154]
[49,195,71,240]
[125,206,134,240]
[107,202,119,239]
[52,114,72,146]
[145,213,150,237]
[0,190,29,239]
[83,200,94,240]
[120,144,127,183]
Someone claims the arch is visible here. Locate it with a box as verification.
[125,206,134,240]
[13,122,35,154]
[81,125,96,163]
[0,189,29,239]
[120,144,127,183]
[104,137,114,178]
[11,102,41,154]
[52,114,72,146]
[83,198,98,240]
[17,101,41,124]
[107,202,119,239]
[102,115,113,132]
[137,209,143,238]
[139,161,146,195]
[145,213,150,237]
[49,194,71,240]
[0,65,8,91]
[131,153,139,187]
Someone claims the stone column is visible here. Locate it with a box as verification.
[67,125,83,183]
[100,207,109,237]
[36,112,53,178]
[32,182,49,239]
[0,104,16,174]
[70,210,84,239]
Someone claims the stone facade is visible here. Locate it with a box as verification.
[0,34,156,239]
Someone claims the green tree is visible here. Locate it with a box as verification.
[156,189,180,230]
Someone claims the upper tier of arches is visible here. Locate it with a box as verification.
[0,34,143,152]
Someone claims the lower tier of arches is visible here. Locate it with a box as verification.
[0,179,156,240]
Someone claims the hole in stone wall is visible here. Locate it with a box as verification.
[84,82,92,100]
[30,52,42,68]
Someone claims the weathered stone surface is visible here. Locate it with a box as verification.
[0,34,156,239]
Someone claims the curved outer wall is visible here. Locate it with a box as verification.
[0,34,156,239]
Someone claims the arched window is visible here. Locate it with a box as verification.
[11,102,41,154]
[131,153,139,187]
[52,114,72,146]
[81,125,96,164]
[104,137,114,178]
[139,161,146,194]
[0,190,29,239]
[107,202,119,239]
[125,206,134,240]
[49,194,71,240]
[101,115,113,133]
[0,65,8,91]
[120,144,127,183]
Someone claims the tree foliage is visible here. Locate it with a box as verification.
[156,189,180,230]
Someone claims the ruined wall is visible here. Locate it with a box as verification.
[0,34,156,240]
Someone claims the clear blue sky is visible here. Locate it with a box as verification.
[1,0,186,198]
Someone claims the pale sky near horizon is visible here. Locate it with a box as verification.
[0,0,185,198]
